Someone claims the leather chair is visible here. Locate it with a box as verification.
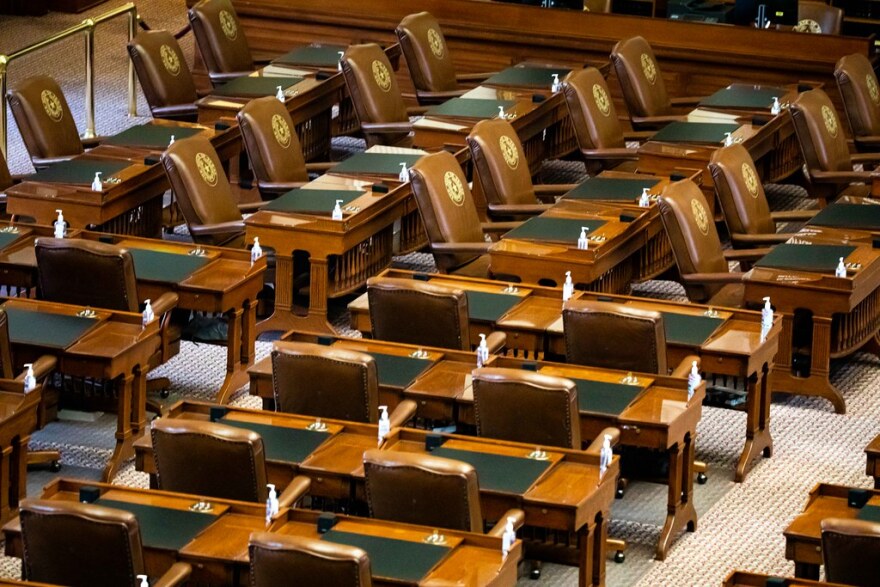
[821,517,880,586]
[395,12,494,105]
[7,75,100,169]
[657,179,768,306]
[249,533,372,587]
[340,44,414,148]
[610,36,702,129]
[0,151,13,194]
[270,340,417,425]
[19,499,191,587]
[237,96,336,199]
[466,118,573,220]
[151,417,311,506]
[363,448,524,536]
[561,67,642,175]
[834,52,880,151]
[161,135,265,247]
[796,1,843,34]
[366,276,506,352]
[709,144,815,248]
[789,89,880,203]
[188,0,257,85]
[128,30,199,121]
[409,150,518,276]
[34,238,180,395]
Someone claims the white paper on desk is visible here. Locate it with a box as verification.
[202,99,245,109]
[461,374,474,401]
[261,65,313,78]
[687,108,741,124]
[365,145,429,155]
[547,316,563,333]
[461,86,500,100]
[413,118,468,131]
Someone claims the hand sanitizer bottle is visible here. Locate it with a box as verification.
[378,405,390,445]
[251,237,263,265]
[836,257,847,278]
[137,575,149,587]
[501,516,516,560]
[168,134,175,147]
[337,51,345,71]
[497,105,506,119]
[639,188,651,208]
[54,209,65,239]
[577,227,589,250]
[398,162,409,183]
[562,270,574,302]
[91,172,103,192]
[687,360,701,401]
[724,132,733,147]
[23,364,36,393]
[760,296,773,343]
[771,97,781,115]
[275,85,285,102]
[142,299,154,327]
[332,199,344,221]
[599,434,612,479]
[265,483,279,524]
[551,73,560,93]
[476,333,489,368]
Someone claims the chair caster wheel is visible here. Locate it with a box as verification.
[529,567,541,580]
[697,472,708,484]
[160,389,170,399]
[50,461,61,473]
[614,551,625,563]
[616,487,625,499]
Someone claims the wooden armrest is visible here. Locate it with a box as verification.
[149,292,179,317]
[406,106,429,116]
[430,241,492,254]
[808,169,873,184]
[622,130,656,141]
[849,152,880,165]
[669,96,705,107]
[631,114,687,126]
[189,220,246,236]
[277,475,311,510]
[854,135,880,149]
[388,399,417,428]
[487,203,553,216]
[724,247,773,261]
[153,562,193,587]
[585,427,620,455]
[151,104,199,119]
[480,221,520,233]
[579,147,639,160]
[31,155,75,168]
[456,71,498,82]
[416,89,469,101]
[533,184,579,195]
[255,180,308,195]
[680,272,745,285]
[730,232,792,245]
[209,71,253,85]
[15,355,57,383]
[359,121,414,133]
[487,508,525,537]
[304,162,337,172]
[485,331,506,354]
[669,355,700,379]
[770,209,817,222]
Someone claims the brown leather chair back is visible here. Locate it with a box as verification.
[562,67,627,174]
[835,53,880,141]
[363,449,483,533]
[790,90,853,202]
[796,1,843,34]
[188,0,254,76]
[250,533,372,587]
[341,44,410,147]
[0,310,14,379]
[657,180,730,303]
[0,150,12,192]
[161,136,243,246]
[396,12,458,94]
[472,367,581,449]
[610,36,671,119]
[128,30,198,118]
[271,341,378,423]
[821,517,880,587]
[563,299,668,374]
[8,75,84,162]
[151,418,269,502]
[238,97,309,185]
[367,276,471,350]
[467,118,538,207]
[409,150,485,271]
[20,499,146,587]
[35,238,139,312]
[709,144,775,236]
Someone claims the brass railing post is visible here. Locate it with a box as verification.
[82,19,97,140]
[0,55,8,160]
[127,9,138,117]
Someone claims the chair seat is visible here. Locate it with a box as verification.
[450,254,492,278]
[707,283,745,308]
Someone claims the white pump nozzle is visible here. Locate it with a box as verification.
[54,209,65,238]
[276,85,285,102]
[91,172,103,192]
[23,363,36,393]
[137,575,149,587]
[378,405,391,445]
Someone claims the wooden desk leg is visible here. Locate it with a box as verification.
[592,513,608,587]
[14,437,26,510]
[735,363,773,482]
[103,372,135,483]
[255,254,302,335]
[215,306,249,405]
[794,561,821,580]
[0,445,11,524]
[130,366,147,437]
[656,432,698,560]
[255,254,335,335]
[241,300,256,365]
[577,520,596,587]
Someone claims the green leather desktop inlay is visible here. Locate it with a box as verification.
[755,244,856,273]
[212,76,303,98]
[104,124,202,148]
[273,44,347,67]
[650,122,740,144]
[331,153,424,175]
[485,66,571,88]
[430,447,551,494]
[502,217,607,245]
[321,530,450,582]
[96,499,218,551]
[808,203,880,230]
[366,352,434,388]
[659,312,724,346]
[464,290,522,322]
[569,378,644,416]
[219,418,331,463]
[0,231,24,251]
[128,248,211,283]
[699,86,785,109]
[563,177,660,201]
[427,98,517,119]
[4,306,98,349]
[262,189,363,214]
[28,159,130,186]
[857,504,880,523]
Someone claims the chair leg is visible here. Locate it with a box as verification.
[27,450,61,472]
[695,460,708,484]
[146,377,171,399]
[607,538,627,563]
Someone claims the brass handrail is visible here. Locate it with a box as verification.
[0,2,139,160]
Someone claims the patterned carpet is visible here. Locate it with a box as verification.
[3,3,880,587]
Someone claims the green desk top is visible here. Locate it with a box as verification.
[563,177,661,201]
[502,217,607,245]
[367,352,434,388]
[96,498,218,551]
[857,504,880,523]
[273,44,346,67]
[426,98,517,119]
[219,418,331,464]
[27,159,130,186]
[4,306,98,350]
[659,312,724,346]
[262,188,363,214]
[322,530,450,582]
[485,66,571,88]
[650,122,740,145]
[464,290,522,322]
[128,248,211,283]
[569,378,644,416]
[0,231,23,251]
[430,446,551,494]
[755,243,856,273]
[104,124,202,149]
[212,76,304,98]
[699,85,785,109]
[808,203,880,231]
[331,153,424,175]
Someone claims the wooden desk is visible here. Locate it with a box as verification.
[783,483,880,580]
[2,298,160,482]
[866,434,880,489]
[0,380,43,525]
[723,570,851,587]
[348,268,781,483]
